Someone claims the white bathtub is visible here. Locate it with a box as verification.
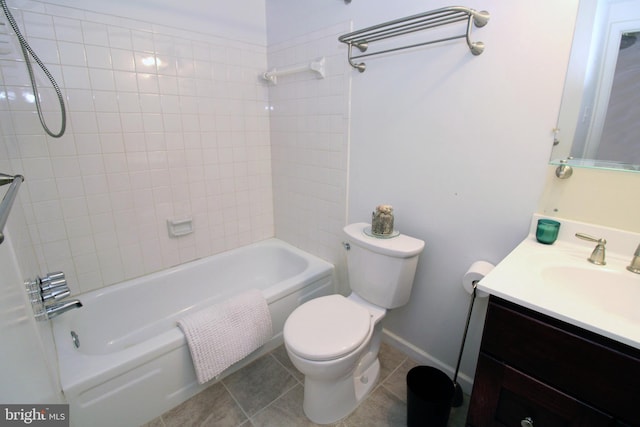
[51,239,334,427]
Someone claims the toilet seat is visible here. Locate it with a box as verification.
[284,295,372,361]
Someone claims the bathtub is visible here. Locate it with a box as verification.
[51,238,334,427]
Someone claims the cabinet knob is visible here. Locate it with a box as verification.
[521,417,534,427]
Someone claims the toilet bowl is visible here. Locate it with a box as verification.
[283,222,425,424]
[284,293,386,424]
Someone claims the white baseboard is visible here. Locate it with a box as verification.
[382,328,474,395]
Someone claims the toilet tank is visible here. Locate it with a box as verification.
[343,223,425,309]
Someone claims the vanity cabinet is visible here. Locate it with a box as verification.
[467,296,640,427]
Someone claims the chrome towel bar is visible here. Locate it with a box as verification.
[0,173,24,244]
[338,6,490,72]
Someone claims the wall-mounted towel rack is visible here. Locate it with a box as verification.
[338,6,490,72]
[262,57,326,85]
[0,173,24,244]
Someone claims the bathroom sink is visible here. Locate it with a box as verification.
[477,214,640,350]
[541,266,640,324]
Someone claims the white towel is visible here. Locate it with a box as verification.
[177,289,273,384]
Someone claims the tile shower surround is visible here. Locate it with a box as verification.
[266,23,350,286]
[0,2,273,294]
[1,1,350,296]
[0,1,277,294]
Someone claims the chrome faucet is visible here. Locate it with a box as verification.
[45,299,83,319]
[25,271,83,320]
[626,244,640,274]
[41,286,70,302]
[575,233,607,265]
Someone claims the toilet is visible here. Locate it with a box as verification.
[283,222,425,424]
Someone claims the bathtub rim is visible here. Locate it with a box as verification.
[52,238,334,395]
[74,238,331,302]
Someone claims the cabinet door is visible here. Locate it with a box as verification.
[467,355,613,427]
[481,298,640,422]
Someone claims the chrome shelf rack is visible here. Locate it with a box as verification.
[338,6,490,72]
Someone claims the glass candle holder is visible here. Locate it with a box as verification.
[536,219,561,244]
[371,205,394,235]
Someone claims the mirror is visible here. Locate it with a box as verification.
[551,0,640,172]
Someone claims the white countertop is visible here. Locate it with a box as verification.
[477,214,640,350]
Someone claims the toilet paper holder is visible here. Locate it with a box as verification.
[452,260,494,406]
[463,260,494,298]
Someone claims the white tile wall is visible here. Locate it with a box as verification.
[1,1,273,293]
[267,22,351,291]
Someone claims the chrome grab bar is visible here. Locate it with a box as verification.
[0,173,24,244]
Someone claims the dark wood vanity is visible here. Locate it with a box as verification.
[467,296,640,427]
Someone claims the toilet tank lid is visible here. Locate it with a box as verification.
[344,223,425,258]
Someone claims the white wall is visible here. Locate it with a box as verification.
[267,0,579,390]
[0,141,62,402]
[0,231,62,403]
[539,165,640,233]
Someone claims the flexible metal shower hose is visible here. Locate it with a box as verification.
[1,0,66,138]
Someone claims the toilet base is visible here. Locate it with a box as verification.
[303,357,380,424]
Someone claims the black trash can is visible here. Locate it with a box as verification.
[406,366,454,427]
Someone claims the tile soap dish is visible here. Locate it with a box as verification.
[167,218,193,237]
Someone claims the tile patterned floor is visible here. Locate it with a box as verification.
[142,343,470,427]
